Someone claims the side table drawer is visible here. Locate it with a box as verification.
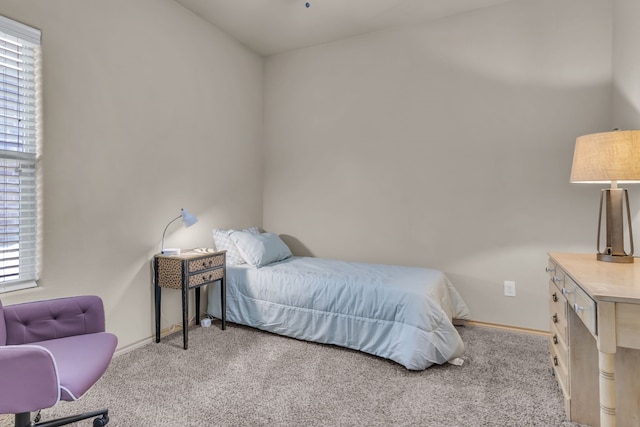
[188,254,225,273]
[188,267,224,288]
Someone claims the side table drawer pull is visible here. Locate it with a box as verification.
[552,313,558,324]
[553,355,558,366]
[552,292,558,302]
[553,334,558,345]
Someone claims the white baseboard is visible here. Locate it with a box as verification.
[465,320,550,337]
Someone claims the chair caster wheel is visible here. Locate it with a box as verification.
[93,415,109,426]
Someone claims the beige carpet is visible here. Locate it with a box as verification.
[2,323,585,426]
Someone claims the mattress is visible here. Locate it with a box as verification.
[207,256,470,370]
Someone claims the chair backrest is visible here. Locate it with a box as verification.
[0,299,6,346]
[3,296,105,345]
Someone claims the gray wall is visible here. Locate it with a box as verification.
[613,0,640,129]
[0,0,264,350]
[613,0,640,253]
[263,0,613,331]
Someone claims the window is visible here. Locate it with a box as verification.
[0,16,41,293]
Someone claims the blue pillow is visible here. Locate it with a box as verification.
[229,231,292,267]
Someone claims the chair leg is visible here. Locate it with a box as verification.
[14,412,31,427]
[15,409,109,427]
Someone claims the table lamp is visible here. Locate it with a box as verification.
[570,130,640,263]
[161,208,198,255]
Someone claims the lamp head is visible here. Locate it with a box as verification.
[570,130,640,186]
[181,209,198,227]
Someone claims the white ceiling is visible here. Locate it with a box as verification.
[173,0,514,56]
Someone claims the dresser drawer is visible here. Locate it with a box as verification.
[549,281,568,341]
[550,341,569,398]
[559,272,577,301]
[546,260,557,278]
[572,284,597,337]
[549,321,568,368]
[548,261,564,293]
[550,266,597,337]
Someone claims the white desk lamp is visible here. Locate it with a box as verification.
[161,208,198,255]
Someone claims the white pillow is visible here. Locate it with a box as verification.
[229,231,292,267]
[212,227,259,265]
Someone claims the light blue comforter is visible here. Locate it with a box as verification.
[207,256,470,370]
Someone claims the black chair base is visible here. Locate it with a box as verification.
[14,409,109,427]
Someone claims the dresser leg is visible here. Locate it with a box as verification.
[599,351,616,427]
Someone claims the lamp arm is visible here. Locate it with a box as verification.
[161,215,181,253]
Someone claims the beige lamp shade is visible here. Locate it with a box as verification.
[570,130,640,183]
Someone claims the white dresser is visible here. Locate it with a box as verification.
[547,252,640,427]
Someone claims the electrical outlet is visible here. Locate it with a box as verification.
[504,280,516,297]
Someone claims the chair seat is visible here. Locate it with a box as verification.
[35,332,117,401]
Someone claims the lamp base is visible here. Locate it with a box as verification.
[597,253,634,263]
[595,188,635,264]
[161,248,181,256]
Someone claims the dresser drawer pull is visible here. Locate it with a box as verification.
[553,356,558,366]
[546,266,555,274]
[553,334,558,345]
[553,275,563,284]
[573,303,584,313]
[552,313,558,323]
[561,287,573,296]
[552,292,558,302]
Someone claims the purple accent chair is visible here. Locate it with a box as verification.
[0,295,117,427]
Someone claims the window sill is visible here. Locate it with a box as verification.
[0,280,38,294]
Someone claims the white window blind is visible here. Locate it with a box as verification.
[0,16,41,292]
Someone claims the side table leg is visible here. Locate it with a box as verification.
[182,283,188,350]
[221,277,226,330]
[195,287,201,326]
[599,351,616,427]
[155,283,161,343]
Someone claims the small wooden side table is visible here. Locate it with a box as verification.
[153,249,226,349]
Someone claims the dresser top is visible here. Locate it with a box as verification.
[549,252,640,304]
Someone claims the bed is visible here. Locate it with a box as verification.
[207,229,470,370]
